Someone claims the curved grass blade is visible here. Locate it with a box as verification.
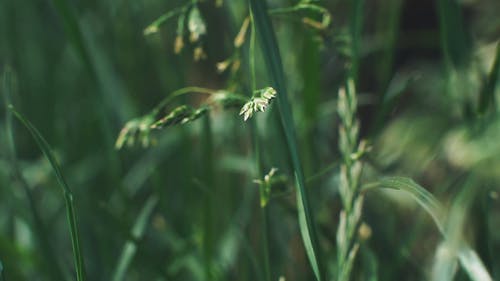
[8,105,86,281]
[249,1,324,280]
[3,68,67,281]
[367,177,492,281]
[111,196,158,281]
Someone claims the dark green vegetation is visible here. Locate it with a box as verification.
[1,0,499,280]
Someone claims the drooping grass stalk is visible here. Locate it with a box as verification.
[8,106,87,281]
[2,68,67,281]
[248,9,271,281]
[249,1,324,280]
[150,87,220,116]
[336,79,365,281]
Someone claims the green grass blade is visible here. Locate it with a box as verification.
[50,0,93,74]
[8,106,86,281]
[368,177,492,281]
[478,43,500,114]
[431,183,470,281]
[349,0,365,81]
[457,247,493,281]
[0,260,3,281]
[374,177,445,232]
[437,0,471,69]
[201,115,215,281]
[3,67,67,281]
[111,196,159,281]
[249,1,324,280]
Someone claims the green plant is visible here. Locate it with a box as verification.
[2,0,499,280]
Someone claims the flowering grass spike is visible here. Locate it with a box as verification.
[239,87,277,121]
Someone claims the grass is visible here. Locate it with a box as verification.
[1,0,499,280]
[9,106,87,281]
[249,0,324,280]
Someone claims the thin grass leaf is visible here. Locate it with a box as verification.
[374,177,445,232]
[3,69,68,281]
[457,247,493,281]
[249,14,272,280]
[367,177,492,281]
[249,1,324,280]
[437,0,471,69]
[431,182,470,281]
[111,196,159,281]
[349,0,365,81]
[478,43,500,114]
[0,259,4,281]
[201,115,215,281]
[49,0,92,75]
[8,106,86,281]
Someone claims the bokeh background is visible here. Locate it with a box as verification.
[0,0,499,280]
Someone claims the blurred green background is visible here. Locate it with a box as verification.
[0,0,499,280]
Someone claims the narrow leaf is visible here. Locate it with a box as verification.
[478,43,500,114]
[9,106,87,281]
[112,196,159,281]
[370,177,492,281]
[249,1,324,280]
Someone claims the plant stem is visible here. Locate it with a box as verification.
[202,115,215,281]
[249,9,271,280]
[151,86,220,116]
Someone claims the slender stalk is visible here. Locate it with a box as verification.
[249,10,257,94]
[249,9,271,281]
[202,114,215,281]
[249,1,324,280]
[151,86,220,116]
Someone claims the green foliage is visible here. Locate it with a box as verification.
[250,0,324,279]
[1,0,499,280]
